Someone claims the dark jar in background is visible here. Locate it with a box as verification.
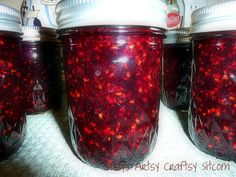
[189,1,236,161]
[0,4,26,160]
[56,0,167,170]
[162,28,192,110]
[21,26,62,114]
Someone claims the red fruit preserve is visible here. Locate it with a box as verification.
[56,0,167,170]
[21,27,62,114]
[189,1,236,161]
[0,5,26,160]
[162,29,192,110]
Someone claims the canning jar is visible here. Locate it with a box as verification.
[0,4,25,160]
[56,0,167,170]
[189,1,236,161]
[162,29,192,110]
[21,26,62,114]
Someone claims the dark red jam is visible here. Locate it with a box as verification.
[20,41,62,114]
[0,33,26,160]
[189,32,236,161]
[59,26,164,170]
[162,43,192,110]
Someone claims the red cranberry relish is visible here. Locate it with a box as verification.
[162,43,192,110]
[21,42,62,114]
[189,32,236,161]
[21,43,49,113]
[0,34,26,159]
[60,26,164,169]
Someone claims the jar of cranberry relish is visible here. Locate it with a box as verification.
[162,29,192,110]
[21,26,62,114]
[189,1,236,161]
[56,0,167,170]
[0,4,26,160]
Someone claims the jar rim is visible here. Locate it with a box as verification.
[0,4,22,34]
[22,26,59,42]
[165,28,191,44]
[190,1,236,34]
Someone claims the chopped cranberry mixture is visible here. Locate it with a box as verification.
[21,42,62,114]
[162,43,192,110]
[0,34,26,159]
[60,26,164,169]
[189,33,236,161]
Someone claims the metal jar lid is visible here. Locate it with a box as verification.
[0,4,22,34]
[22,26,59,42]
[165,28,191,44]
[190,1,236,34]
[206,0,234,6]
[56,0,167,30]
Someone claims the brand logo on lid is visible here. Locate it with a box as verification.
[167,12,181,28]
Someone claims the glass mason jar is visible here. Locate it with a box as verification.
[0,4,26,160]
[162,29,192,110]
[56,0,167,170]
[21,26,62,114]
[189,1,236,161]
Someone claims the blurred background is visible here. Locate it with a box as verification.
[0,0,23,10]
